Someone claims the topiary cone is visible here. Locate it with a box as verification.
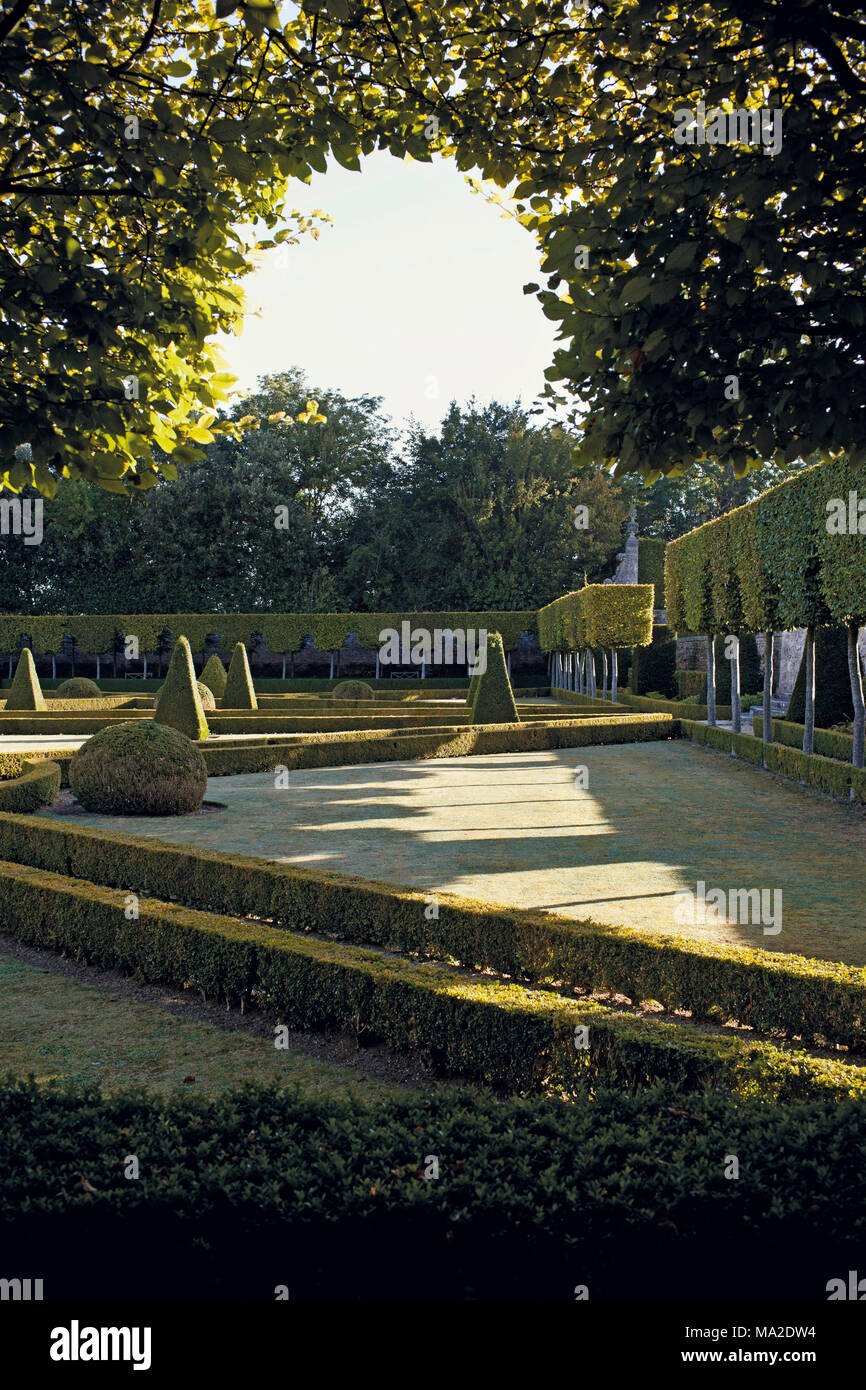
[223,642,258,710]
[471,632,518,725]
[200,653,228,699]
[7,647,46,711]
[153,636,210,741]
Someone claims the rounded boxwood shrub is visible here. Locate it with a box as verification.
[55,677,101,698]
[331,680,375,701]
[156,680,215,712]
[69,721,208,816]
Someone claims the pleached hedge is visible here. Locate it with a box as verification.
[666,458,866,635]
[537,584,654,651]
[3,811,865,1051]
[0,858,863,1102]
[0,609,536,657]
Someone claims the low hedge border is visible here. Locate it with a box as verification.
[3,810,865,1050]
[550,686,734,721]
[0,858,862,1101]
[757,716,855,764]
[0,760,62,812]
[197,716,675,776]
[679,719,866,802]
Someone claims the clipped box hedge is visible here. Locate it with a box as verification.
[553,686,733,721]
[0,858,862,1102]
[0,759,62,812]
[4,811,865,1051]
[679,717,866,801]
[758,716,855,764]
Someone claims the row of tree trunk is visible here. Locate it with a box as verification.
[548,649,620,703]
[704,627,865,769]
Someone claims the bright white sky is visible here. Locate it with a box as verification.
[218,151,558,434]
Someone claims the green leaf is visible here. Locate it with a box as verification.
[664,243,699,272]
[621,275,652,303]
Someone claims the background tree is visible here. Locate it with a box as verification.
[333,400,626,610]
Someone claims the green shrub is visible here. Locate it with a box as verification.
[471,632,518,724]
[153,636,210,741]
[199,654,228,698]
[331,680,375,701]
[6,649,46,711]
[54,677,101,698]
[467,668,481,706]
[223,642,258,710]
[156,679,215,712]
[69,721,208,815]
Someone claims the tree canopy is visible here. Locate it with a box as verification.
[3,0,862,494]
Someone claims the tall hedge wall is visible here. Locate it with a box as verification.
[665,459,866,635]
[637,537,666,609]
[537,584,654,651]
[0,610,537,657]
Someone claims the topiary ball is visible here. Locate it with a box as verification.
[155,680,215,712]
[69,721,208,816]
[55,678,101,698]
[331,680,375,701]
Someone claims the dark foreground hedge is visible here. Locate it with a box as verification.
[3,812,864,1052]
[1,1076,864,1299]
[0,858,862,1101]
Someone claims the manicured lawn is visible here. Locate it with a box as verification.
[0,953,406,1101]
[44,740,866,965]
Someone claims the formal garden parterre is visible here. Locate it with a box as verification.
[1,490,865,1298]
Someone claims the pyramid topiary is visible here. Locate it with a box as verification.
[788,626,859,727]
[471,632,519,725]
[200,653,228,699]
[153,636,210,741]
[223,642,258,710]
[6,648,46,710]
[467,667,481,706]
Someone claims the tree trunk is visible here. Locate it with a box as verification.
[611,648,618,704]
[706,634,717,727]
[729,635,741,735]
[802,625,815,756]
[589,651,597,698]
[762,630,774,748]
[847,622,865,768]
[601,649,608,701]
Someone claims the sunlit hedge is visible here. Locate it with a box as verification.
[666,459,866,634]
